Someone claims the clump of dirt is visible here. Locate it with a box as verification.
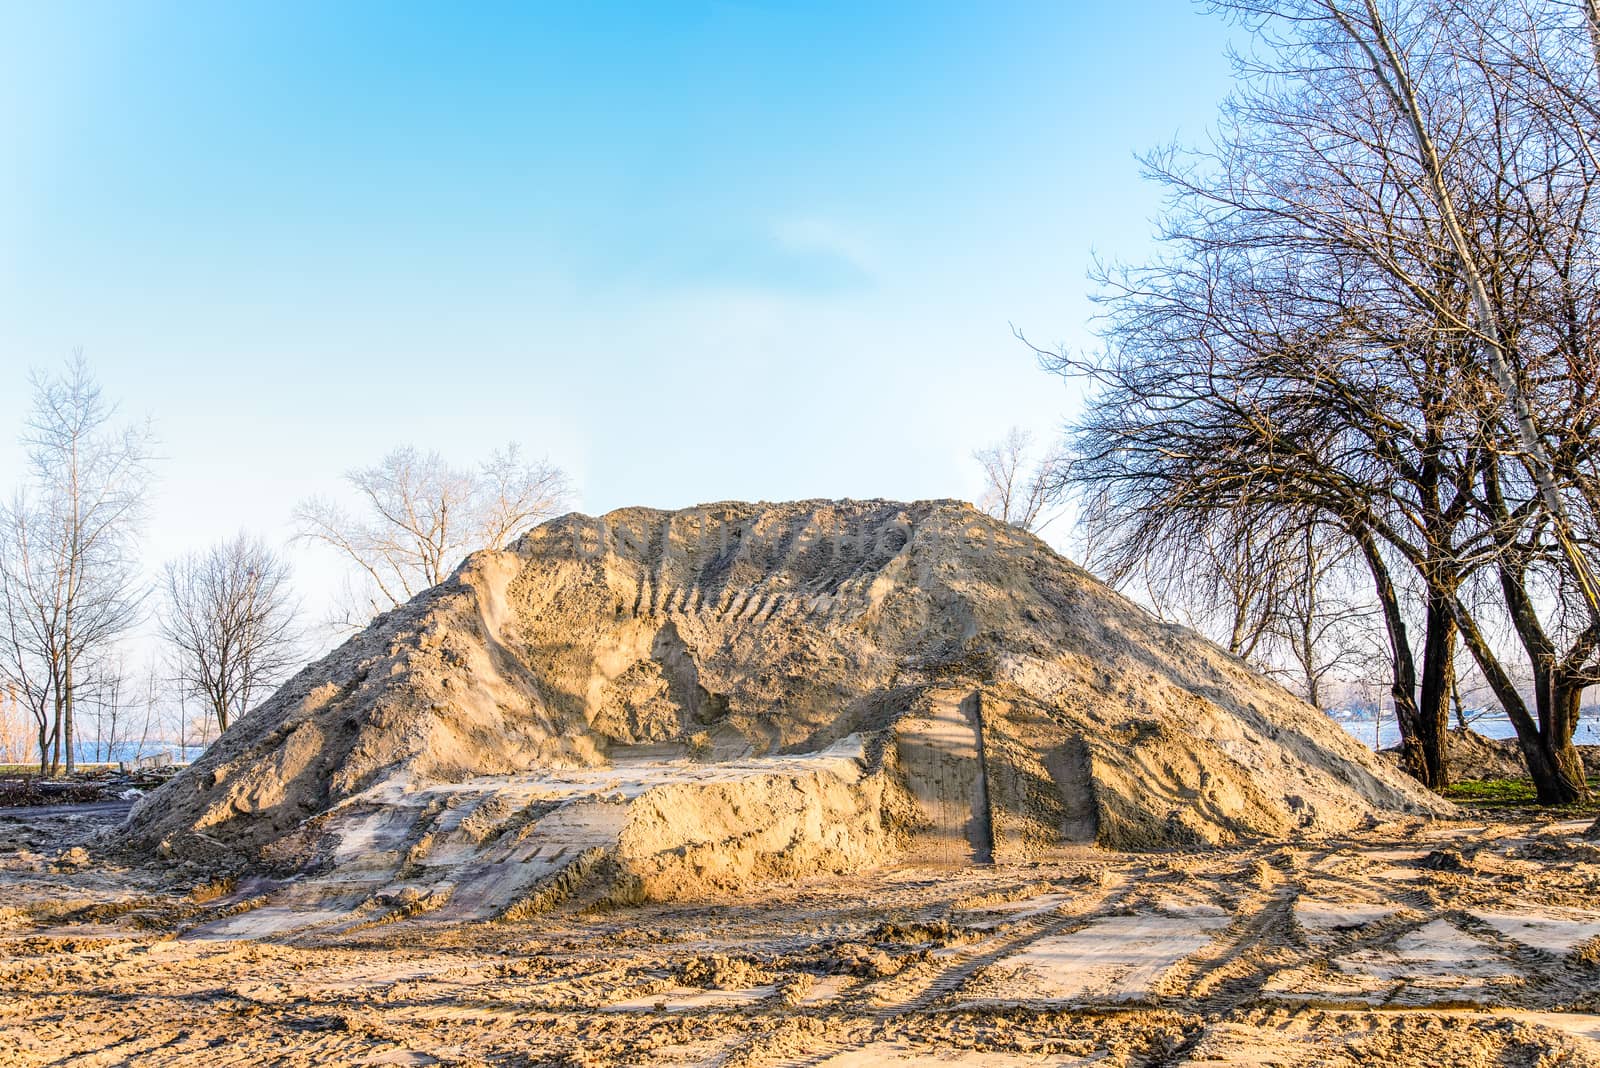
[50,847,91,873]
[1417,848,1478,872]
[124,500,1450,913]
[868,919,980,947]
[824,941,931,978]
[676,953,773,989]
[775,971,815,1006]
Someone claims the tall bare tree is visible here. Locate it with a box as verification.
[295,443,570,620]
[1163,0,1600,801]
[477,443,574,550]
[0,499,64,772]
[160,534,300,735]
[1038,0,1600,799]
[1323,0,1600,625]
[79,651,128,763]
[0,356,151,774]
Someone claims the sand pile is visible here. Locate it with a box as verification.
[126,499,1446,911]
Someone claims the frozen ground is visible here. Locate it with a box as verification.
[2,804,1598,1067]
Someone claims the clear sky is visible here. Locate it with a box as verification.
[0,1,1235,638]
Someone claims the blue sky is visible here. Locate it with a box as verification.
[0,1,1234,631]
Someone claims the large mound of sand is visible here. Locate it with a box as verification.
[126,500,1446,910]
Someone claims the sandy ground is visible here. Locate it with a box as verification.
[3,806,1599,1067]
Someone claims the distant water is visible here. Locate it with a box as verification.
[1339,714,1600,752]
[56,742,209,765]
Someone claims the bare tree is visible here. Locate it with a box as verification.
[477,443,574,550]
[1320,0,1600,625]
[0,356,151,774]
[295,443,570,620]
[1163,0,1600,801]
[1037,0,1600,800]
[0,498,64,772]
[974,428,1063,532]
[160,534,300,735]
[130,658,162,764]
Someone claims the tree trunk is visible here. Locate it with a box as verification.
[1524,731,1586,805]
[1352,524,1432,782]
[63,651,74,775]
[50,691,62,777]
[1547,680,1591,803]
[1586,0,1600,100]
[1414,587,1456,789]
[1450,596,1586,803]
